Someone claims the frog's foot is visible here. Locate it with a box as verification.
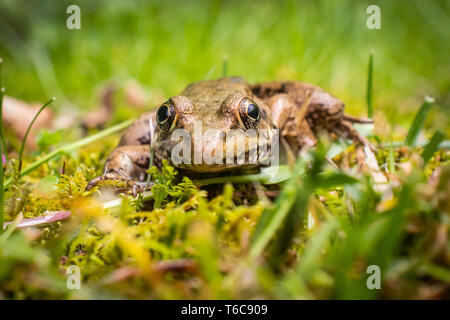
[331,120,376,152]
[86,145,151,196]
[86,171,144,196]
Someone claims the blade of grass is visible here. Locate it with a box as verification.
[249,159,307,260]
[18,97,55,173]
[381,140,450,149]
[0,155,3,234]
[388,134,395,173]
[266,171,357,269]
[418,262,450,283]
[204,65,216,80]
[3,118,135,190]
[0,58,6,162]
[266,179,311,268]
[318,173,359,189]
[250,142,358,267]
[0,91,4,234]
[366,52,374,118]
[275,220,339,298]
[103,191,153,210]
[292,219,338,283]
[222,55,228,77]
[0,213,23,242]
[0,57,4,233]
[405,96,435,146]
[421,130,444,165]
[195,165,294,186]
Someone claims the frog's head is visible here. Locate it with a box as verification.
[153,77,277,173]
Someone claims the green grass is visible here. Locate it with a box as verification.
[2,118,135,189]
[0,57,5,234]
[422,130,445,165]
[0,1,448,129]
[405,96,435,146]
[366,52,374,118]
[17,98,55,173]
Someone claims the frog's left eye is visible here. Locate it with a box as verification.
[156,101,177,132]
[237,98,261,129]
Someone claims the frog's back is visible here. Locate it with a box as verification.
[181,77,251,116]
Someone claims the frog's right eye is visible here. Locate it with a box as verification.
[156,101,177,131]
[237,98,261,129]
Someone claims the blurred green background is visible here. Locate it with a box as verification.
[0,0,449,134]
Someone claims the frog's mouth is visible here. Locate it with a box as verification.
[155,129,275,173]
[173,149,271,173]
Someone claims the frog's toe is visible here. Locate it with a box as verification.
[86,172,143,196]
[86,176,102,191]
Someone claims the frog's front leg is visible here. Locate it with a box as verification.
[86,145,151,195]
[86,111,156,195]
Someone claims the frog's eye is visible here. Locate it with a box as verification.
[156,101,177,131]
[237,98,261,129]
[246,102,260,120]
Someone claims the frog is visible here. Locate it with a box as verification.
[86,77,372,194]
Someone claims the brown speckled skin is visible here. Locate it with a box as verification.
[86,77,372,194]
[252,81,372,153]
